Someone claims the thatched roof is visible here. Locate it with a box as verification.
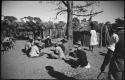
[73,21,91,32]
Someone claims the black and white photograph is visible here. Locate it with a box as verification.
[1,0,124,80]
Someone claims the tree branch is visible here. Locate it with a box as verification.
[73,2,94,8]
[62,1,68,7]
[73,11,103,17]
[56,9,67,19]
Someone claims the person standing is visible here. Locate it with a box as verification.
[108,27,124,80]
[89,26,98,51]
[100,28,119,72]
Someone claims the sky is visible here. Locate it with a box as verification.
[2,1,124,23]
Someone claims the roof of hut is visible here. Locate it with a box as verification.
[73,21,91,32]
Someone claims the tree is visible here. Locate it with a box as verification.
[40,1,103,49]
[55,1,103,47]
[58,21,66,29]
[22,16,43,38]
[2,16,18,37]
[112,18,124,29]
[33,17,43,37]
[72,17,80,30]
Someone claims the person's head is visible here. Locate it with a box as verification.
[54,43,58,47]
[90,22,95,30]
[64,36,67,39]
[34,40,39,46]
[47,36,50,39]
[37,37,41,41]
[29,37,33,42]
[109,27,117,35]
[74,45,78,51]
[74,41,82,50]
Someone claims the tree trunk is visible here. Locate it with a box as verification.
[100,26,103,47]
[65,1,73,50]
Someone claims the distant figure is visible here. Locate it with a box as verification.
[60,36,68,43]
[89,26,98,51]
[74,41,91,68]
[45,36,52,47]
[24,37,34,56]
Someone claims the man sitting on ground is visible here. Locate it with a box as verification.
[74,41,91,68]
[60,36,68,43]
[24,37,34,56]
[29,40,45,57]
[36,37,45,49]
[45,36,52,47]
[53,42,66,60]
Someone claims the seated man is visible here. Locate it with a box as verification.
[36,37,45,49]
[45,36,52,47]
[24,37,34,55]
[60,36,68,43]
[60,36,69,56]
[53,42,66,60]
[29,40,45,57]
[74,41,91,68]
[29,40,40,57]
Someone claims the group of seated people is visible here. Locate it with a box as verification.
[24,36,90,69]
[24,36,52,57]
[2,36,15,51]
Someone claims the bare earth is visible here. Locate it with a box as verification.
[1,39,107,79]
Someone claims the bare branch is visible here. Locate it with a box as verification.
[62,1,68,7]
[73,2,94,8]
[56,9,67,19]
[55,6,66,11]
[73,11,103,17]
[73,8,87,14]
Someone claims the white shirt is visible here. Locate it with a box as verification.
[90,30,98,45]
[55,46,65,58]
[29,45,39,57]
[108,33,119,51]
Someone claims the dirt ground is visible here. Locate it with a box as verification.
[1,39,108,79]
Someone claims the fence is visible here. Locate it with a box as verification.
[43,28,65,39]
[73,31,101,47]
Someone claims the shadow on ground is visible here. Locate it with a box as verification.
[45,66,76,80]
[99,52,106,56]
[64,59,79,68]
[84,48,90,51]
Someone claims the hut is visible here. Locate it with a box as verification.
[73,20,91,46]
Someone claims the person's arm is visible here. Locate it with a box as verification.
[25,43,28,51]
[55,47,59,54]
[36,47,40,54]
[114,34,119,43]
